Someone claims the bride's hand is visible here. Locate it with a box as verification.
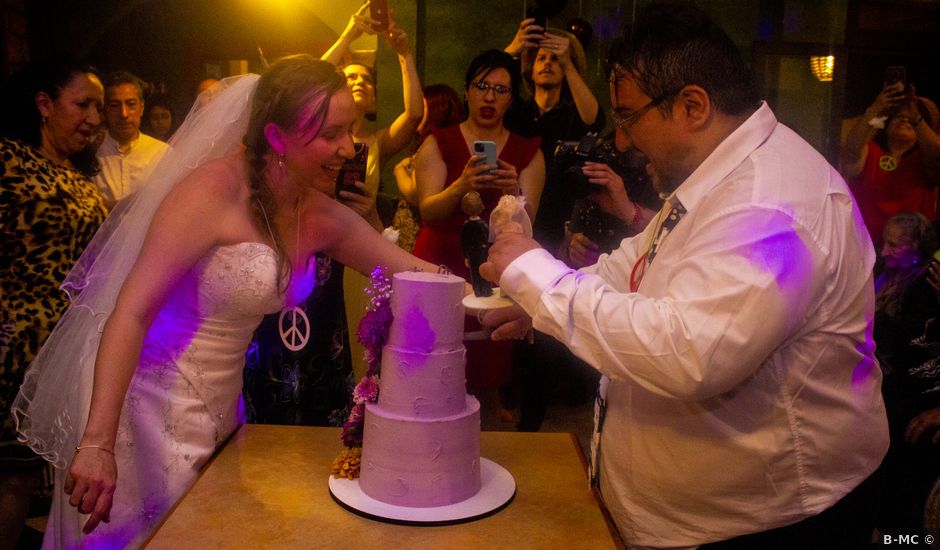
[65,447,117,534]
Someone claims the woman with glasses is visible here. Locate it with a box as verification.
[412,49,544,395]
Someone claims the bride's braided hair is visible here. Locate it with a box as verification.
[243,54,345,288]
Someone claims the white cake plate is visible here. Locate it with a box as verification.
[329,458,515,525]
[462,287,514,311]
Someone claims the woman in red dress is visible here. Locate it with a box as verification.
[413,49,545,392]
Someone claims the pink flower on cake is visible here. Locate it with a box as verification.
[353,375,379,405]
[341,402,366,448]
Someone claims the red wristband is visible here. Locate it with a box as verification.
[629,202,643,228]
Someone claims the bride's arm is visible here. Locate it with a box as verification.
[67,164,238,534]
[316,195,439,276]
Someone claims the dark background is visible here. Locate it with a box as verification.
[3,0,939,173]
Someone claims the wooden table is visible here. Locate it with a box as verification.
[145,425,619,549]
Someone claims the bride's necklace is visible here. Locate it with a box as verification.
[258,197,311,352]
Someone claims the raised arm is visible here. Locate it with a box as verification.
[375,16,424,161]
[840,82,905,179]
[321,3,376,65]
[504,18,543,58]
[67,163,239,534]
[539,32,600,126]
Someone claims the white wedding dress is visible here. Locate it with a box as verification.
[44,242,282,549]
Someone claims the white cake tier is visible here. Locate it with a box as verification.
[359,396,482,508]
[387,271,465,352]
[377,345,468,418]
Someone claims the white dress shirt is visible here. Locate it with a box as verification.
[499,102,889,547]
[94,132,169,204]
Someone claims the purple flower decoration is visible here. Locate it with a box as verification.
[339,266,394,451]
[341,402,366,447]
[353,375,379,405]
[357,266,393,377]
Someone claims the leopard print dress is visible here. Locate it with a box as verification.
[0,137,107,459]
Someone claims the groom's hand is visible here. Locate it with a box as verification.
[479,232,540,283]
[480,303,533,341]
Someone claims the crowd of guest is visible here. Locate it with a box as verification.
[3,1,940,548]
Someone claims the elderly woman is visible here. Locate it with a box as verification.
[0,60,107,549]
[871,212,940,529]
[413,49,544,394]
[841,80,940,248]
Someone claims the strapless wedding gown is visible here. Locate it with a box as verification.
[43,243,282,549]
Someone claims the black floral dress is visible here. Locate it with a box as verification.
[0,137,107,459]
[243,254,354,426]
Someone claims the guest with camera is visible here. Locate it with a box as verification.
[502,19,604,431]
[840,71,940,249]
[559,132,661,268]
[504,18,604,256]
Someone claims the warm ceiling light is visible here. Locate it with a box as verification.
[810,55,835,82]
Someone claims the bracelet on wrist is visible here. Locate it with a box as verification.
[629,201,643,228]
[75,444,115,455]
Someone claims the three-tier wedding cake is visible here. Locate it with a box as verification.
[358,271,482,507]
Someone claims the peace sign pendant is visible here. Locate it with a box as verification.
[879,154,897,172]
[278,306,310,351]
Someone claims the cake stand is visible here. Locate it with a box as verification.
[329,458,515,526]
[462,287,514,311]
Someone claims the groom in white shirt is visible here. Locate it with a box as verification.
[481,3,888,548]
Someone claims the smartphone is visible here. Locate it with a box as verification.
[473,141,497,174]
[370,0,390,32]
[336,142,368,197]
[884,65,907,89]
[526,6,547,37]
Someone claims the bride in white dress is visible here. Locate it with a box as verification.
[12,55,442,549]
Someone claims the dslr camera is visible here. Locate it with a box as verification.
[553,132,619,199]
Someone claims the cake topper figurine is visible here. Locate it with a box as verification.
[460,191,494,297]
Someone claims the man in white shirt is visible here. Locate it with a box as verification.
[481,3,888,548]
[94,71,169,208]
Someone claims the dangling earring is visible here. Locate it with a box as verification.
[276,153,287,181]
[41,116,47,126]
